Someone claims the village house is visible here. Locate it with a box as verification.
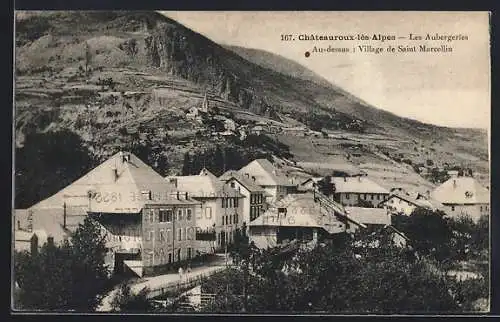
[344,207,391,230]
[379,190,444,216]
[298,177,323,192]
[331,175,390,207]
[14,228,48,254]
[248,193,350,249]
[219,170,267,231]
[237,159,298,203]
[282,126,307,137]
[431,171,489,222]
[185,106,201,119]
[224,118,237,132]
[165,168,245,253]
[250,125,265,135]
[15,151,201,277]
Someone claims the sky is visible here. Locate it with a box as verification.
[162,11,490,130]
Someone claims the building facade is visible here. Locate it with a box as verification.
[16,151,201,277]
[431,173,490,222]
[237,159,297,203]
[220,170,266,229]
[332,176,390,207]
[166,168,245,253]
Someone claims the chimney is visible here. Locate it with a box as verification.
[63,202,67,229]
[112,166,118,181]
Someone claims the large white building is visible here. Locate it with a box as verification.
[332,176,390,207]
[431,172,489,222]
[166,168,245,252]
[219,170,267,231]
[237,159,297,203]
[379,191,444,216]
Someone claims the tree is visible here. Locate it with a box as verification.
[200,232,460,313]
[110,283,154,312]
[13,217,110,311]
[392,209,454,261]
[182,152,192,175]
[356,198,375,208]
[70,217,110,310]
[15,130,98,209]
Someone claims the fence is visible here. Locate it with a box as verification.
[146,267,226,299]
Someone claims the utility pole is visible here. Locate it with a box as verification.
[224,194,229,310]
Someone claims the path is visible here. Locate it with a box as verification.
[96,254,232,312]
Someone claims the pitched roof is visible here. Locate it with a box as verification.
[167,172,244,198]
[380,193,444,211]
[239,159,296,187]
[30,152,182,213]
[219,170,264,192]
[249,193,346,234]
[344,207,391,226]
[331,176,389,194]
[431,176,489,205]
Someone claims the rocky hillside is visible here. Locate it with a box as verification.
[14,11,489,202]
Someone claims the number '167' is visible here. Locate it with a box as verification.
[281,34,294,41]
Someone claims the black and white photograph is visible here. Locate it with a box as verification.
[12,10,491,314]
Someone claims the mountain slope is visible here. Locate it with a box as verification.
[14,11,489,190]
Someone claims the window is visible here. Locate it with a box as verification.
[377,195,380,200]
[178,228,182,241]
[370,194,374,200]
[205,207,212,219]
[235,198,239,207]
[451,205,455,211]
[166,229,172,243]
[223,216,226,225]
[229,215,232,225]
[187,227,194,240]
[168,253,172,263]
[228,198,233,208]
[221,198,226,208]
[148,209,154,223]
[346,194,350,200]
[160,209,173,223]
[186,209,192,221]
[177,209,183,221]
[230,182,235,188]
[159,248,165,263]
[480,206,483,212]
[187,247,192,260]
[235,213,238,224]
[148,230,154,241]
[159,229,165,242]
